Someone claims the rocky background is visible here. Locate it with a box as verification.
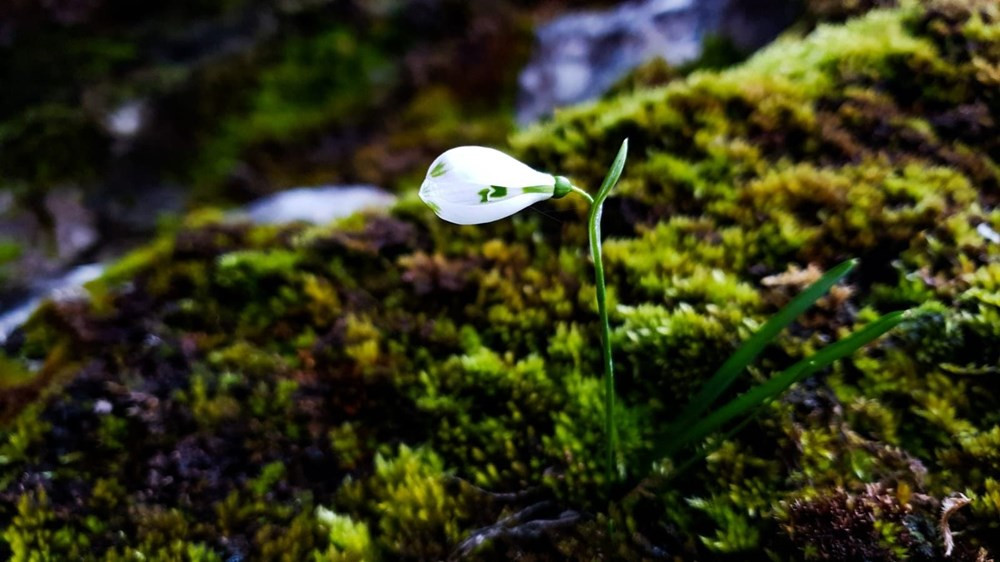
[2,0,998,560]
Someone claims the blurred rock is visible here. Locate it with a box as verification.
[45,187,98,261]
[517,0,799,123]
[105,100,146,139]
[0,187,98,304]
[240,185,397,225]
[0,262,104,344]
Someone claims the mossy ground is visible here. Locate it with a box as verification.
[2,1,1000,560]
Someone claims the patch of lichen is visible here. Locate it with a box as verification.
[2,2,1000,559]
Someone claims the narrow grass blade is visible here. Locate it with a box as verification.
[652,309,908,461]
[593,139,629,207]
[661,409,764,484]
[666,258,859,435]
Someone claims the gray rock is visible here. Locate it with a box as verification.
[0,263,105,344]
[240,185,397,225]
[517,0,798,124]
[45,188,98,262]
[0,187,97,298]
[105,100,146,139]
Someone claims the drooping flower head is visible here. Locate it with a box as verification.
[419,146,571,225]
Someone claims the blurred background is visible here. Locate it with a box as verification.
[0,0,873,339]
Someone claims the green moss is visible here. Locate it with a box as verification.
[0,404,51,471]
[687,495,761,553]
[731,8,932,97]
[1,489,94,561]
[96,236,176,288]
[0,239,21,265]
[194,27,398,185]
[315,507,378,562]
[358,445,472,559]
[0,354,31,390]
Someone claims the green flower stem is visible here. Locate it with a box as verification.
[570,183,616,489]
[569,185,594,204]
[591,202,616,490]
[569,139,629,496]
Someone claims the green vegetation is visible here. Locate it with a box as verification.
[1,1,999,559]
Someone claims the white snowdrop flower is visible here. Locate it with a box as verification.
[419,146,571,225]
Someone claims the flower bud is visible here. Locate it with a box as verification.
[419,146,559,225]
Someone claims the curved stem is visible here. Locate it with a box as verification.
[572,185,616,490]
[590,204,616,489]
[569,184,594,205]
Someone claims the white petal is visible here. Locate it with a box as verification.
[425,147,554,201]
[427,189,553,225]
[419,146,557,225]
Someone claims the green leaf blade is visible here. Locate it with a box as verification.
[593,139,629,207]
[666,258,859,434]
[654,309,908,461]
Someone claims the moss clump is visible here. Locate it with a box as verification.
[192,25,399,188]
[315,506,377,562]
[2,2,999,559]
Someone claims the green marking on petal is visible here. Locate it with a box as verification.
[480,185,510,203]
[430,161,447,177]
[425,201,441,213]
[522,185,555,194]
[477,185,524,204]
